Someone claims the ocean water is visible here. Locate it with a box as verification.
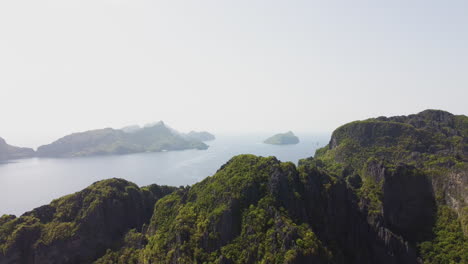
[0,133,330,216]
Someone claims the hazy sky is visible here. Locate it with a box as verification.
[1,0,467,148]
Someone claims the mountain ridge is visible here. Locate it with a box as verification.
[35,122,209,158]
[1,122,215,160]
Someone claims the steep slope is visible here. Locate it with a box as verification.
[143,155,332,263]
[36,122,208,158]
[0,179,176,264]
[315,109,468,263]
[125,122,208,152]
[0,137,35,161]
[0,155,426,264]
[96,155,423,264]
[98,155,333,264]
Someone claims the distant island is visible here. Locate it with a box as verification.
[184,131,215,141]
[263,131,299,145]
[36,121,210,158]
[0,137,35,161]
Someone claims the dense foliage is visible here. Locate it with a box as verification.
[0,179,176,264]
[315,109,468,263]
[140,155,331,263]
[418,206,468,264]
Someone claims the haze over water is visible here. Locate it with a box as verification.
[0,133,329,216]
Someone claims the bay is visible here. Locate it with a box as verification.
[0,133,329,216]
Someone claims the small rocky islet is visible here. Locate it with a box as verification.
[263,131,300,145]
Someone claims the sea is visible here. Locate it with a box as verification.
[0,133,330,216]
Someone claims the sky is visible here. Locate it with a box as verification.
[1,0,467,148]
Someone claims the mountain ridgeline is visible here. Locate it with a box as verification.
[0,122,214,160]
[33,122,210,158]
[1,110,467,264]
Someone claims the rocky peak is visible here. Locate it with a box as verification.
[0,178,177,264]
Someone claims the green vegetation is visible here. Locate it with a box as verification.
[94,229,147,264]
[357,176,383,216]
[0,178,176,263]
[220,198,331,264]
[264,131,300,145]
[315,109,468,262]
[318,110,467,170]
[36,122,208,158]
[140,155,330,263]
[418,206,468,264]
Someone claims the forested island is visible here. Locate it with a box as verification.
[0,110,467,264]
[264,131,300,145]
[0,122,213,160]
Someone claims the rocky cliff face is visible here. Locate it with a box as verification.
[316,109,468,263]
[0,179,176,264]
[0,137,35,161]
[139,155,332,264]
[91,154,440,264]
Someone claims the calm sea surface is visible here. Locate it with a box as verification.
[0,133,330,216]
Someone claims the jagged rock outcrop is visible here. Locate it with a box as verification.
[0,179,176,264]
[98,155,429,264]
[296,158,419,264]
[141,155,331,264]
[0,137,35,161]
[315,109,468,263]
